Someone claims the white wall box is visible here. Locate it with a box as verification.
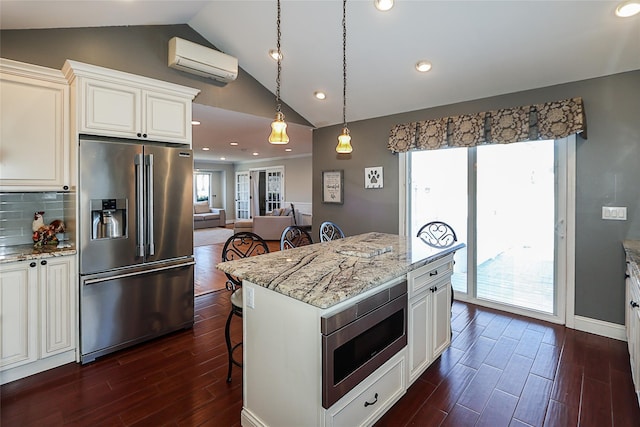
[407,254,454,385]
[1,255,77,385]
[0,58,70,191]
[62,60,200,145]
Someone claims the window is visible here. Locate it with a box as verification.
[194,172,211,202]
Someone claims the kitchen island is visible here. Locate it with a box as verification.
[217,232,463,427]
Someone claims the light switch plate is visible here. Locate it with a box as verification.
[602,206,627,220]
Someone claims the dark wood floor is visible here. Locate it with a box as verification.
[194,229,281,296]
[2,292,639,426]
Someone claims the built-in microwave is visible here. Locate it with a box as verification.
[321,280,407,409]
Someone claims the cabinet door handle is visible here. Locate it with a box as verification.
[631,301,639,308]
[137,132,142,137]
[430,270,438,277]
[142,133,147,138]
[30,262,37,268]
[40,260,47,266]
[364,393,378,407]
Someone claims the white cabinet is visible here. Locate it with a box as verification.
[0,256,76,384]
[63,60,200,145]
[626,260,640,405]
[407,255,453,385]
[39,257,75,358]
[0,261,38,369]
[0,58,70,191]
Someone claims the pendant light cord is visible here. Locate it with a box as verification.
[276,0,282,113]
[342,0,347,128]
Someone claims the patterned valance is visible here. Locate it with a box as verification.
[388,97,586,153]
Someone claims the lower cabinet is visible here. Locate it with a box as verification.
[626,260,640,404]
[0,255,76,384]
[407,255,454,385]
[324,349,406,427]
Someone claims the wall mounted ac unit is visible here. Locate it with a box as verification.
[168,37,238,83]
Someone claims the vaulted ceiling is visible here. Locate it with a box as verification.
[2,1,639,162]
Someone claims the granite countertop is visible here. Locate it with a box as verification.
[217,232,464,309]
[0,243,77,264]
[624,240,640,280]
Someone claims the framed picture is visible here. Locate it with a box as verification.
[364,166,383,189]
[322,170,344,204]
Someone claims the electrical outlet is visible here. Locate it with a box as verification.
[246,287,255,308]
[602,206,627,221]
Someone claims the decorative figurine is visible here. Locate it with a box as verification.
[32,211,66,248]
[32,211,45,232]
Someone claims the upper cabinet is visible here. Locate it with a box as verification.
[62,60,200,145]
[0,59,70,191]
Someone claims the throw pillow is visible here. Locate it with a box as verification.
[271,208,281,216]
[194,202,210,214]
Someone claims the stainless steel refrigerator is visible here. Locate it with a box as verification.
[78,136,195,363]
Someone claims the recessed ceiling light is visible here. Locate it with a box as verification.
[220,157,226,160]
[616,1,640,17]
[191,120,201,125]
[229,142,239,146]
[268,49,283,61]
[374,0,394,11]
[252,152,259,156]
[202,147,210,151]
[285,148,292,152]
[415,60,432,73]
[314,91,326,100]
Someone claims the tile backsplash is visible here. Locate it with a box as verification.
[0,192,75,246]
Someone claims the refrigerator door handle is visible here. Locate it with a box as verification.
[135,153,145,258]
[146,153,155,256]
[82,259,196,286]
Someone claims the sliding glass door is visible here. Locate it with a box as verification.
[409,138,571,321]
[476,140,555,313]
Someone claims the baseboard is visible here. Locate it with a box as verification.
[572,315,626,341]
[1,350,76,385]
[241,408,266,427]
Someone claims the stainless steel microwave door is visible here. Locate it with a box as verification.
[79,139,143,274]
[144,145,194,264]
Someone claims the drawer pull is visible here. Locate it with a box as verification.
[364,393,378,407]
[430,270,438,277]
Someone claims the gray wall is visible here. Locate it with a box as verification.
[313,70,640,326]
[235,155,313,204]
[0,25,310,126]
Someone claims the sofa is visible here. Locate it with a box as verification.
[233,206,296,240]
[253,215,294,240]
[193,202,226,229]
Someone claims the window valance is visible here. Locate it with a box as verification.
[387,97,586,153]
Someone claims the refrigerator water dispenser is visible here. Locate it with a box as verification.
[91,199,126,239]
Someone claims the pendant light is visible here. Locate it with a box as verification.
[269,0,289,144]
[336,0,353,154]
